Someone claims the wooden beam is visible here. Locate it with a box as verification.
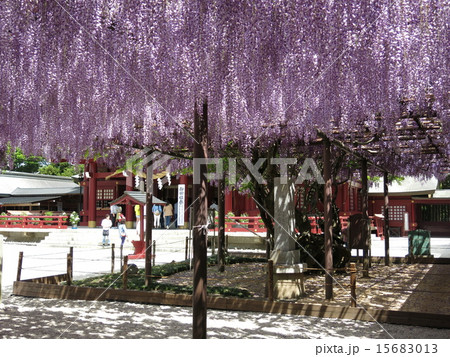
[317,131,387,172]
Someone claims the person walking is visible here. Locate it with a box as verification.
[152,204,162,228]
[116,207,125,228]
[110,204,119,226]
[101,214,112,246]
[135,204,141,236]
[118,217,128,247]
[163,202,173,229]
[117,217,128,264]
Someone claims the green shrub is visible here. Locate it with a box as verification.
[225,211,235,222]
[71,256,264,298]
[43,211,53,222]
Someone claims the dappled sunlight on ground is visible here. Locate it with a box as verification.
[1,293,448,338]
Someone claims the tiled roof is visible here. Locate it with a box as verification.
[369,176,438,195]
[0,171,78,195]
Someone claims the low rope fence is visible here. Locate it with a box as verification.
[14,233,197,285]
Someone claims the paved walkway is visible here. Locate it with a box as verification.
[400,264,450,315]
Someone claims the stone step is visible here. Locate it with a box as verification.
[2,228,267,252]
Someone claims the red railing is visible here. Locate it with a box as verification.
[308,216,351,234]
[213,216,267,233]
[0,215,69,229]
[214,215,356,234]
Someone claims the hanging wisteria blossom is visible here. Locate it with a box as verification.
[0,0,448,176]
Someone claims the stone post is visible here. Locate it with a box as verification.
[269,177,306,299]
[271,177,300,264]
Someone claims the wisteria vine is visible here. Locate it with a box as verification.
[0,0,448,177]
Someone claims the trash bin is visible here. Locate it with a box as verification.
[408,229,431,256]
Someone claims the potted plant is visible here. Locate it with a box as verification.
[69,211,80,229]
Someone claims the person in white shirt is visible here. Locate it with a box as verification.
[101,214,113,246]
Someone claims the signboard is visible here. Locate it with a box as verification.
[177,184,185,227]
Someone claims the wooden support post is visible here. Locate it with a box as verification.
[111,243,115,274]
[218,177,225,272]
[152,241,156,267]
[145,164,153,287]
[69,246,73,274]
[67,252,73,286]
[361,159,370,277]
[87,161,97,228]
[0,233,3,304]
[383,171,391,266]
[265,231,271,260]
[267,259,274,301]
[225,234,229,253]
[122,255,128,290]
[120,245,123,266]
[192,100,208,339]
[323,138,333,300]
[17,251,23,282]
[185,236,189,261]
[350,262,357,307]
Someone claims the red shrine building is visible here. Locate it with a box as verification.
[79,159,450,237]
[368,177,450,237]
[79,159,259,228]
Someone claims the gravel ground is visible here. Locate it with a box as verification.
[1,241,449,340]
[0,285,449,339]
[159,262,450,315]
